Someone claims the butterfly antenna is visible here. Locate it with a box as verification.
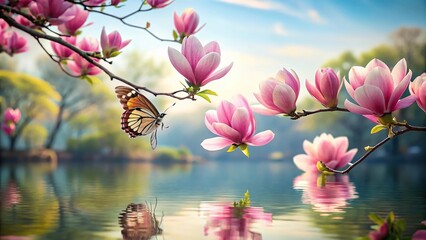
[163,102,176,113]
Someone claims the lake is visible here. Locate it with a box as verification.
[1,158,425,240]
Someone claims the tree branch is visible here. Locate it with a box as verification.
[321,124,426,174]
[290,106,349,120]
[0,6,193,100]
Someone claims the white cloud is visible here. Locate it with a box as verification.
[273,23,289,36]
[218,0,327,25]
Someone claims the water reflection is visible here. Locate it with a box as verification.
[293,173,358,213]
[2,180,22,208]
[200,202,272,240]
[119,203,163,240]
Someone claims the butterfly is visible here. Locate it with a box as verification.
[115,86,166,149]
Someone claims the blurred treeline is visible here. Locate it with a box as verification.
[0,51,192,161]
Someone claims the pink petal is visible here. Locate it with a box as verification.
[306,79,325,105]
[182,36,204,70]
[168,47,195,83]
[335,149,357,168]
[194,52,220,85]
[319,70,340,103]
[246,130,274,146]
[303,140,318,160]
[212,122,241,143]
[217,100,235,126]
[317,139,336,163]
[205,110,218,135]
[394,95,417,111]
[348,66,367,90]
[353,85,386,115]
[173,12,184,34]
[100,27,108,50]
[279,68,300,96]
[258,79,280,108]
[344,99,374,115]
[251,104,282,116]
[366,58,388,70]
[272,84,296,114]
[201,137,234,151]
[364,67,393,104]
[391,58,407,84]
[344,76,355,99]
[293,154,316,172]
[387,70,412,112]
[333,136,349,158]
[231,108,250,138]
[201,62,233,86]
[204,41,220,55]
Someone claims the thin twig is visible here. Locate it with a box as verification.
[0,8,193,100]
[321,124,425,174]
[290,106,349,120]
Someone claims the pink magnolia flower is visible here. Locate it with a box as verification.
[2,122,15,136]
[293,133,357,173]
[29,0,74,25]
[0,19,8,32]
[58,5,89,36]
[369,223,388,240]
[293,174,358,213]
[83,0,106,7]
[344,58,416,122]
[168,35,233,88]
[201,95,274,154]
[409,73,426,112]
[14,15,34,28]
[200,202,272,240]
[67,37,101,76]
[146,0,174,8]
[252,68,300,115]
[100,27,131,58]
[5,32,28,55]
[3,108,21,123]
[51,36,77,59]
[306,68,342,108]
[111,0,121,6]
[174,8,205,37]
[413,230,426,240]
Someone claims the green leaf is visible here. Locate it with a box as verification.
[198,89,217,96]
[368,213,384,226]
[394,219,406,234]
[364,146,373,151]
[239,144,250,157]
[371,124,387,134]
[227,144,238,153]
[110,51,121,58]
[387,211,395,223]
[196,93,211,103]
[172,30,178,41]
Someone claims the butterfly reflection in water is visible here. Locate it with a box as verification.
[115,86,166,149]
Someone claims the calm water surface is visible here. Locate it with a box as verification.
[1,158,425,240]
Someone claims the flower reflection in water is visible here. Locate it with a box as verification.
[293,173,358,214]
[200,202,272,240]
[2,180,22,208]
[118,203,163,240]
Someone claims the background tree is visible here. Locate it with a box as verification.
[0,70,60,150]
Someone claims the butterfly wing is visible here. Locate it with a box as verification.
[121,108,158,137]
[150,129,158,150]
[115,86,159,116]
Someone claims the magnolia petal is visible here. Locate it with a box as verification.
[201,137,234,151]
[344,76,355,99]
[204,41,220,55]
[394,95,417,111]
[302,140,318,160]
[217,100,236,126]
[173,12,185,34]
[168,47,195,83]
[365,67,393,103]
[306,79,326,105]
[333,136,349,158]
[201,62,233,86]
[272,84,296,114]
[319,70,340,104]
[391,58,407,84]
[366,58,388,70]
[258,79,280,108]
[335,148,358,168]
[280,68,300,96]
[194,52,220,85]
[348,66,367,89]
[100,27,108,50]
[317,139,336,164]
[388,70,412,112]
[205,110,219,135]
[344,99,374,115]
[231,108,250,138]
[353,85,386,115]
[251,104,282,116]
[245,130,274,146]
[182,36,204,69]
[293,154,317,172]
[212,122,241,143]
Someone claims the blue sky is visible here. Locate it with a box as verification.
[45,0,426,116]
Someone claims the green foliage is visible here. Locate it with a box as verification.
[21,124,48,149]
[233,190,251,218]
[361,212,408,240]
